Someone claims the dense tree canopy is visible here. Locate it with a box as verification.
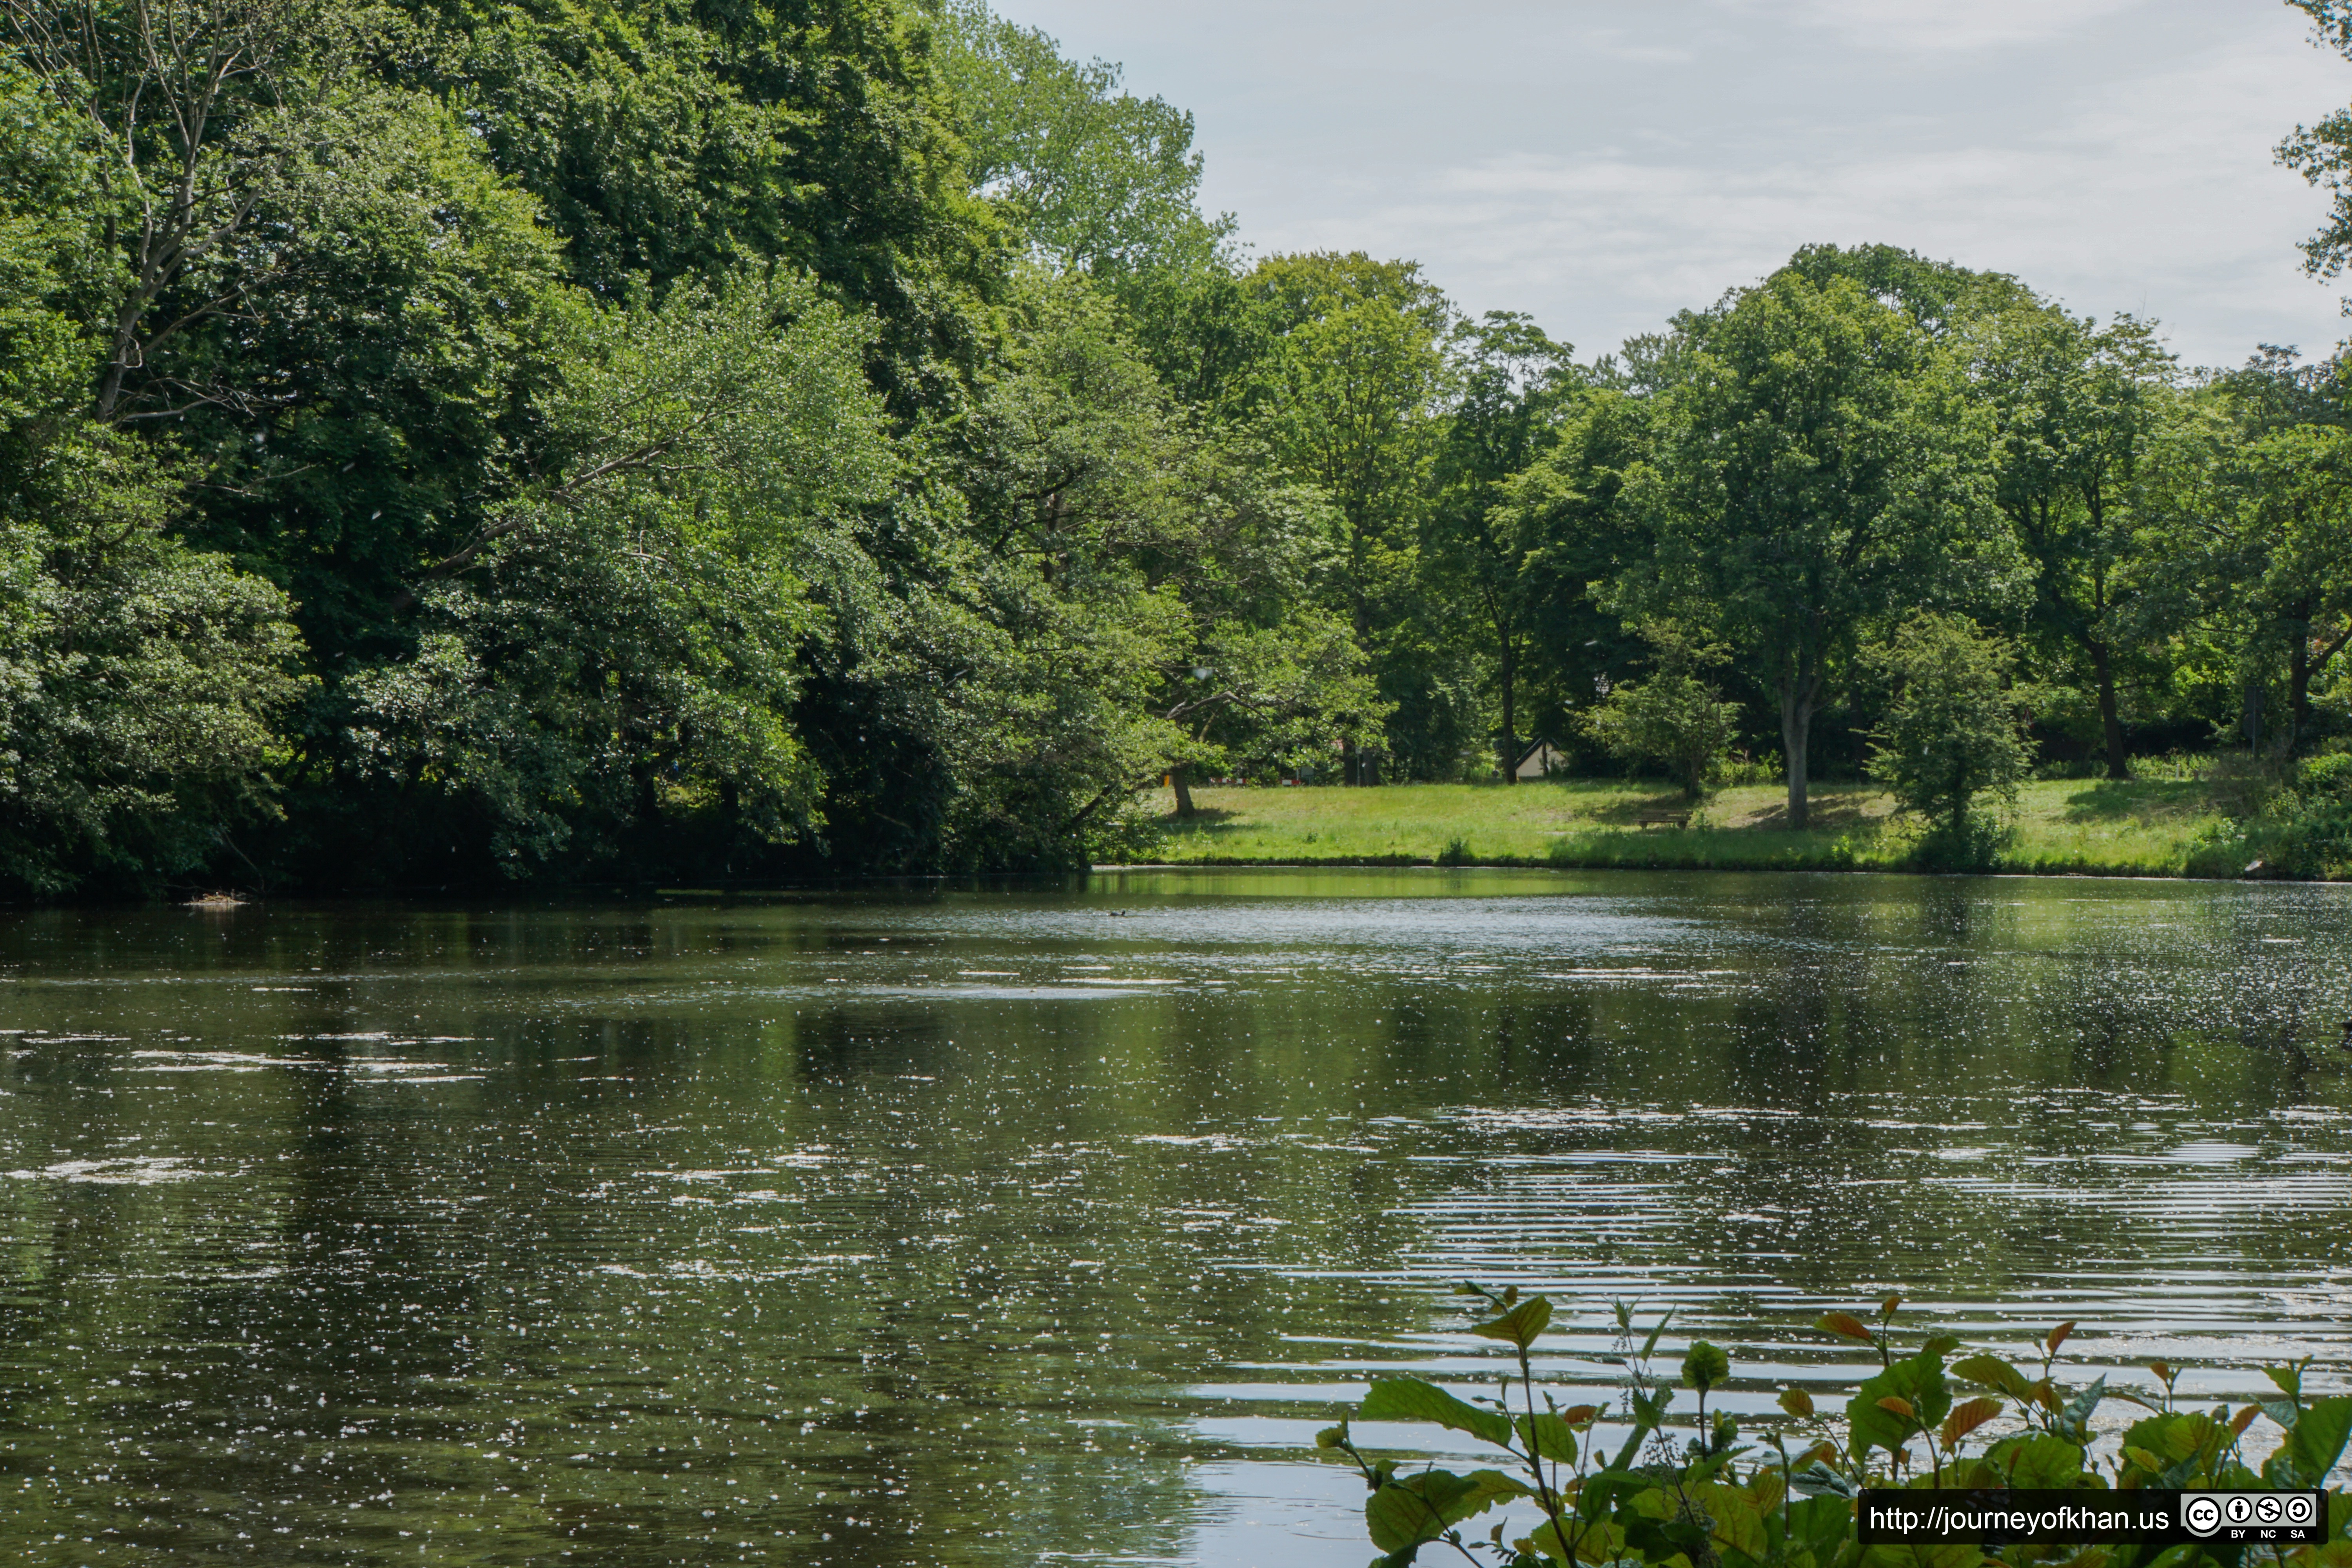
[4,0,2352,897]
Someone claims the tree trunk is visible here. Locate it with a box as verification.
[2089,640,2128,780]
[1171,765,1196,818]
[2289,621,2312,755]
[1780,683,1813,831]
[1497,639,1518,785]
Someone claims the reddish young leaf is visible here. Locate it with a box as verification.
[1817,1312,1875,1343]
[1940,1396,2004,1449]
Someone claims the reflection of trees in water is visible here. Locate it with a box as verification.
[0,885,2345,1564]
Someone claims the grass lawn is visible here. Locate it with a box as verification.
[1132,775,2251,877]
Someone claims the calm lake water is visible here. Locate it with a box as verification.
[0,868,2347,1566]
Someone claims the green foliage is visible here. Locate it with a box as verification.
[0,435,311,894]
[1243,251,1456,778]
[7,0,2352,898]
[396,0,993,406]
[931,0,1221,277]
[1865,614,2034,866]
[2281,2,2352,287]
[1624,261,2009,829]
[1969,303,2172,779]
[0,60,311,895]
[1582,623,1742,799]
[338,270,889,877]
[1317,1284,2352,1568]
[1424,311,1581,776]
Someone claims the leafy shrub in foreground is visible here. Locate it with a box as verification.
[1314,1285,2351,1568]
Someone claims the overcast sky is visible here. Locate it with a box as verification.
[1002,0,2352,370]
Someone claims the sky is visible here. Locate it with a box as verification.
[1000,0,2352,370]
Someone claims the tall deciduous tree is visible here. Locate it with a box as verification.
[1426,312,1577,780]
[931,0,1223,278]
[1245,251,1453,780]
[0,66,310,894]
[0,0,374,423]
[1630,266,2003,829]
[344,271,895,876]
[1970,306,2171,778]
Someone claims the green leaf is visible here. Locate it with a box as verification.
[2290,1395,2352,1482]
[1360,1377,1512,1447]
[1640,1309,1677,1360]
[1792,1461,1856,1498]
[2053,1376,2108,1444]
[1848,1352,1953,1460]
[2122,1411,2209,1468]
[1991,1432,2092,1488]
[1624,1506,1713,1564]
[1683,1339,1731,1393]
[1472,1297,1554,1352]
[1787,1494,1854,1555]
[1950,1354,2031,1401]
[1921,1334,1962,1357]
[1579,1469,1663,1520]
[1365,1468,1528,1552]
[2265,1361,2306,1403]
[1516,1412,1577,1463]
[1691,1481,1767,1561]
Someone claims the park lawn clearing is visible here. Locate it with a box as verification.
[1137,777,2247,877]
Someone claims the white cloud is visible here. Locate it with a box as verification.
[1008,0,2352,365]
[1751,0,2152,53]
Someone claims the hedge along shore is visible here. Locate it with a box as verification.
[1132,777,2278,879]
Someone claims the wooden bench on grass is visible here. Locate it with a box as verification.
[1635,811,1691,830]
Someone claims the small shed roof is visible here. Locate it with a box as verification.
[1513,738,1566,779]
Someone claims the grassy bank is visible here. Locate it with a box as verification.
[1136,774,2260,877]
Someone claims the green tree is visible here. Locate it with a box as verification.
[1426,312,1577,780]
[0,60,312,897]
[1580,624,1740,800]
[931,0,1223,277]
[1246,251,1454,780]
[0,430,312,895]
[397,0,996,411]
[1970,304,2171,778]
[1864,613,2033,861]
[0,0,379,424]
[1628,264,2005,828]
[2133,352,2352,758]
[2279,1,2352,296]
[1499,384,1654,753]
[2234,422,2352,751]
[342,271,895,878]
[944,273,1379,829]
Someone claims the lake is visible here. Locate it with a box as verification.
[0,868,2346,1566]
